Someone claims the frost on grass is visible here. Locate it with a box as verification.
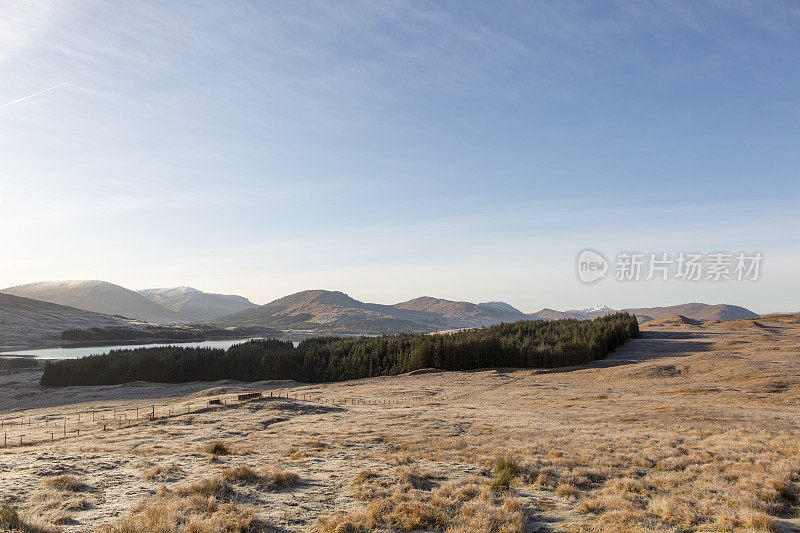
[100,465,300,532]
[317,464,524,532]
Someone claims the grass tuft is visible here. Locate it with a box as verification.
[43,475,87,492]
[491,456,519,492]
[0,504,21,529]
[201,440,231,456]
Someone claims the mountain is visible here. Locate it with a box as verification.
[478,301,525,315]
[215,290,760,334]
[0,292,129,349]
[575,305,615,313]
[526,308,588,321]
[214,290,437,334]
[1,281,178,323]
[214,290,526,334]
[527,303,758,323]
[137,286,258,321]
[395,297,523,327]
[628,303,757,322]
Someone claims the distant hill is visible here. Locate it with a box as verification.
[526,308,587,321]
[394,297,524,327]
[628,303,757,322]
[214,290,439,334]
[214,290,525,334]
[0,292,129,349]
[2,280,762,337]
[1,280,178,323]
[478,301,525,315]
[215,291,760,333]
[642,314,703,327]
[137,286,257,321]
[526,303,757,323]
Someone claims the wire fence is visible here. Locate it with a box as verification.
[0,387,476,448]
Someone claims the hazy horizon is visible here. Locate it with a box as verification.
[2,1,798,315]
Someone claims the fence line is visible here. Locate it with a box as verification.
[0,387,475,448]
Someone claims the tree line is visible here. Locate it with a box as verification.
[41,314,639,387]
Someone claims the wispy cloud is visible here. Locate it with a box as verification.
[0,80,68,109]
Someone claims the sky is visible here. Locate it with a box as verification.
[1,0,798,314]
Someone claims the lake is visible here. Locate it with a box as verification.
[0,338,276,360]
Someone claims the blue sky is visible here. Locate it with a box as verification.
[1,1,798,313]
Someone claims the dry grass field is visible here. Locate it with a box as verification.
[1,315,800,532]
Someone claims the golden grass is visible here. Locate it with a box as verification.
[42,474,87,492]
[4,318,800,531]
[200,440,231,456]
[317,466,524,532]
[142,463,184,482]
[0,504,21,529]
[100,465,299,532]
[490,456,519,492]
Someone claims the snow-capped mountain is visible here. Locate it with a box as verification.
[574,305,615,313]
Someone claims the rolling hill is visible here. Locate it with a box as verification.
[629,303,757,322]
[0,293,130,349]
[214,290,760,334]
[214,291,525,334]
[213,290,436,334]
[137,286,258,321]
[526,303,758,323]
[479,301,525,314]
[1,281,178,323]
[394,297,523,327]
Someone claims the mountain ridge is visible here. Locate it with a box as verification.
[0,292,130,349]
[1,280,178,323]
[137,286,258,321]
[0,280,764,341]
[214,290,759,334]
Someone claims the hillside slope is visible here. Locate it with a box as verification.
[137,287,257,321]
[1,281,178,323]
[214,290,439,334]
[214,291,528,334]
[527,303,757,323]
[630,303,757,322]
[0,293,129,349]
[394,296,523,327]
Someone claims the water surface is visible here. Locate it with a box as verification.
[0,338,266,360]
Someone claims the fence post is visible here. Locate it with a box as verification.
[152,405,155,419]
